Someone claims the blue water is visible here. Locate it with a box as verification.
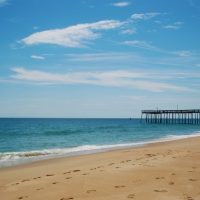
[0,118,200,167]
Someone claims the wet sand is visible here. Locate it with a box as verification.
[0,136,200,200]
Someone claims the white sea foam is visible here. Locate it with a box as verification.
[161,131,200,141]
[1,132,200,168]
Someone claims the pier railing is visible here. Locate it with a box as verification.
[141,109,200,124]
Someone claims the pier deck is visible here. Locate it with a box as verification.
[141,109,200,124]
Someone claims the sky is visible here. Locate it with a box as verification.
[0,0,200,118]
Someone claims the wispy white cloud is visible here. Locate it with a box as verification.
[122,41,197,60]
[122,40,158,51]
[121,28,136,35]
[65,52,139,62]
[21,20,123,48]
[112,1,131,7]
[0,0,8,7]
[131,12,160,21]
[63,52,199,73]
[11,67,189,92]
[163,21,183,30]
[31,55,45,60]
[154,20,162,24]
[173,50,193,57]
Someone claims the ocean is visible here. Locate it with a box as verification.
[0,118,200,168]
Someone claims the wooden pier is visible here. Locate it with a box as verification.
[141,109,200,124]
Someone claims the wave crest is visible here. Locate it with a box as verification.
[1,132,200,168]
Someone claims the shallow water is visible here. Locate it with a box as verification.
[0,118,200,167]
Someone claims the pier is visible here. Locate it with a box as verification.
[141,109,200,124]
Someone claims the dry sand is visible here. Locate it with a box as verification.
[0,137,200,200]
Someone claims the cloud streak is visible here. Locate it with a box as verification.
[11,67,189,92]
[112,1,131,7]
[173,50,193,57]
[0,0,8,7]
[65,52,139,62]
[121,28,136,35]
[122,40,158,51]
[163,21,183,30]
[21,20,123,47]
[31,55,45,60]
[131,12,160,21]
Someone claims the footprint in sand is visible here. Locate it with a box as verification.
[12,182,20,186]
[145,153,156,157]
[65,177,72,180]
[46,174,55,177]
[155,177,165,180]
[36,188,43,191]
[82,173,89,175]
[33,176,41,179]
[108,163,114,166]
[115,185,126,188]
[186,197,194,200]
[60,197,74,200]
[87,189,96,194]
[18,196,28,199]
[73,170,81,173]
[169,181,174,185]
[21,179,30,182]
[184,194,194,200]
[127,194,135,199]
[63,171,71,174]
[189,179,197,182]
[90,168,96,170]
[154,189,168,192]
[52,182,58,185]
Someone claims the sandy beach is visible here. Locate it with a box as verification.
[0,137,200,200]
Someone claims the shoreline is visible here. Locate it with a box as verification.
[1,132,200,169]
[0,134,198,170]
[1,136,200,199]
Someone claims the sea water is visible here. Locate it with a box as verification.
[0,118,200,168]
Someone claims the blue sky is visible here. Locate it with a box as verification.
[0,0,200,118]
